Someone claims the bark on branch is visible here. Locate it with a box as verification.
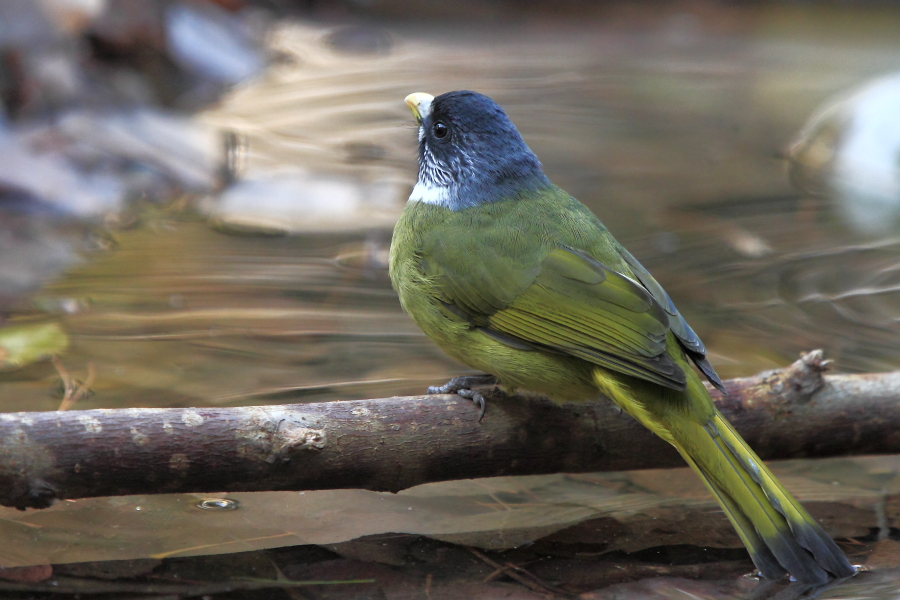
[2,351,899,510]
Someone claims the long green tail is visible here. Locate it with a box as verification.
[596,369,856,584]
[677,412,854,583]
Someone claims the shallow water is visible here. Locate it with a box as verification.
[4,4,900,598]
[8,6,900,406]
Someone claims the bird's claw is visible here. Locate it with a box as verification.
[427,374,496,422]
[456,389,487,422]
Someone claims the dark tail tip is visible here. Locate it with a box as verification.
[695,355,727,394]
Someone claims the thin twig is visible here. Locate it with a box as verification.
[484,566,510,583]
[51,355,73,405]
[56,361,95,412]
[467,547,569,597]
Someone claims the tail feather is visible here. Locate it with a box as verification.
[712,414,856,580]
[700,419,833,583]
[670,420,831,583]
[595,367,855,584]
[676,448,787,580]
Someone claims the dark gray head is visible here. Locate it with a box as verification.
[405,90,550,210]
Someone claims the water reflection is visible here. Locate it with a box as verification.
[5,11,900,391]
[789,73,900,237]
[1,212,452,412]
[196,498,239,511]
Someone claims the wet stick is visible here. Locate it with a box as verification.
[0,352,898,511]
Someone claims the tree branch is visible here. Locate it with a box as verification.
[2,351,898,510]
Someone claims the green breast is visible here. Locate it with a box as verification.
[390,186,631,285]
[388,187,636,391]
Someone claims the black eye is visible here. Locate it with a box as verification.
[432,121,449,139]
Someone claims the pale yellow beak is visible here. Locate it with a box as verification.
[405,92,434,125]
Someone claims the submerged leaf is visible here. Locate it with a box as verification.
[0,321,69,370]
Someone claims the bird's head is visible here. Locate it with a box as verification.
[404,90,549,210]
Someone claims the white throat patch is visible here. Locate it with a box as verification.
[406,94,453,207]
[408,180,451,206]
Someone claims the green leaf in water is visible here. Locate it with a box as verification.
[0,321,69,370]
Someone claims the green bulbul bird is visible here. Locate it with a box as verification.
[389,90,855,584]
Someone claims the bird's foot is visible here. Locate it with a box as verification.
[426,374,497,395]
[427,374,497,422]
[456,389,487,422]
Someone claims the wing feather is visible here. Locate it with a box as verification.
[426,244,696,389]
[617,247,726,392]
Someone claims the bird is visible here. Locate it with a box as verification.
[388,90,856,585]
